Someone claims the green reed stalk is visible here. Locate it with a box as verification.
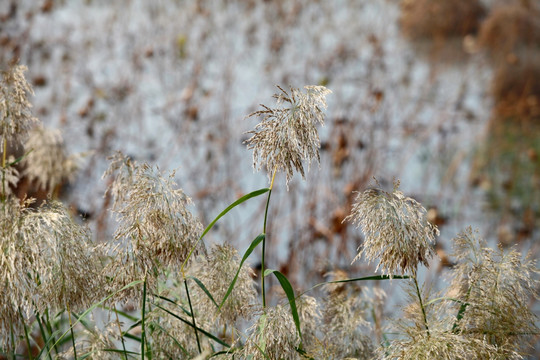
[141,276,147,360]
[185,279,202,354]
[261,168,277,308]
[413,276,430,336]
[34,310,53,360]
[114,308,128,360]
[67,305,78,360]
[2,140,6,207]
[18,307,33,360]
[44,310,59,356]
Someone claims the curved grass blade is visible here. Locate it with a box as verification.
[219,233,265,310]
[189,275,218,309]
[452,286,472,334]
[424,296,466,307]
[152,322,189,357]
[184,279,202,354]
[181,189,270,273]
[153,294,192,317]
[19,307,33,360]
[296,274,410,299]
[200,188,270,240]
[34,329,64,360]
[141,278,147,360]
[452,302,470,334]
[209,348,240,358]
[7,149,33,166]
[102,349,140,356]
[263,269,302,343]
[296,347,315,360]
[34,311,53,360]
[154,303,230,348]
[100,305,139,322]
[45,280,144,357]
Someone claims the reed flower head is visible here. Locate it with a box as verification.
[448,227,539,357]
[345,180,439,276]
[23,126,79,192]
[295,295,320,351]
[379,282,499,359]
[0,199,103,349]
[245,85,331,185]
[379,327,499,360]
[0,64,38,148]
[19,201,104,313]
[0,199,28,350]
[103,152,203,301]
[241,304,300,360]
[317,271,373,359]
[190,243,257,326]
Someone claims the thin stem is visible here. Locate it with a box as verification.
[45,309,59,355]
[141,276,147,360]
[66,304,78,360]
[184,278,202,354]
[19,307,33,360]
[413,276,430,336]
[2,140,6,206]
[114,308,128,360]
[34,310,53,360]
[10,321,15,360]
[2,140,5,169]
[261,167,277,308]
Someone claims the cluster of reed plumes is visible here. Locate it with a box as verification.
[1,63,538,360]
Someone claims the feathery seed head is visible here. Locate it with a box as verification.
[104,152,203,301]
[23,126,79,192]
[345,181,439,276]
[379,282,501,360]
[0,64,39,148]
[318,271,373,359]
[0,199,103,349]
[449,227,539,357]
[190,243,257,326]
[245,85,331,186]
[0,200,26,349]
[379,328,500,360]
[19,201,104,313]
[242,304,301,360]
[295,295,320,350]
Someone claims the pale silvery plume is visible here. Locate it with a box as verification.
[190,243,257,326]
[245,85,331,185]
[103,152,203,301]
[0,64,38,148]
[295,295,320,351]
[448,227,539,358]
[23,126,79,191]
[18,201,104,314]
[379,328,499,360]
[345,181,439,276]
[379,283,499,360]
[241,304,301,360]
[313,271,373,360]
[0,199,103,349]
[0,199,30,350]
